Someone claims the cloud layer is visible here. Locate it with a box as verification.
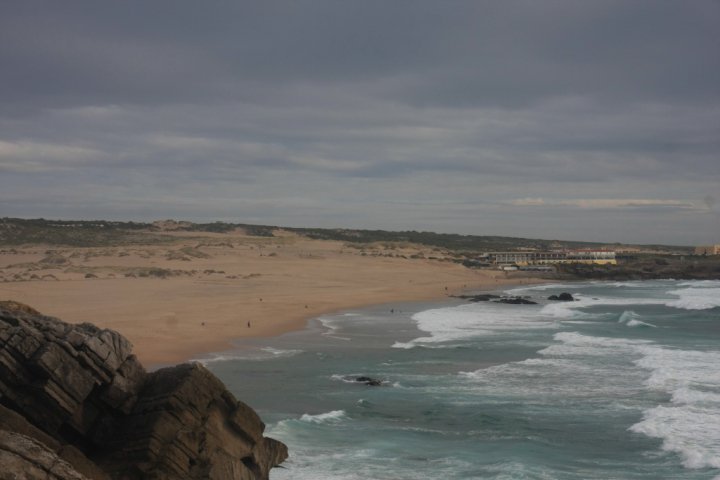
[1,1,718,244]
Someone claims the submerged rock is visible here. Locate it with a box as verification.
[0,302,287,479]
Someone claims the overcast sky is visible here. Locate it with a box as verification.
[1,1,718,245]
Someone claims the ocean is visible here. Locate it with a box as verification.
[201,280,720,479]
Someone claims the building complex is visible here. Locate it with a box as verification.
[482,249,617,267]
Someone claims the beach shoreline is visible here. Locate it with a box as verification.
[2,271,545,367]
[0,231,548,365]
[181,275,546,368]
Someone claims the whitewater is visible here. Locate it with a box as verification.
[204,279,720,479]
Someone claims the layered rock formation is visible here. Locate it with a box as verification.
[0,301,287,479]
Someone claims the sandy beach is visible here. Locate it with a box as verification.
[0,228,541,365]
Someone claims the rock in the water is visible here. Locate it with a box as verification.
[0,303,287,480]
[452,294,501,302]
[494,297,538,305]
[548,292,575,301]
[355,376,383,386]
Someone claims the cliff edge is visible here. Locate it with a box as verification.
[0,301,287,480]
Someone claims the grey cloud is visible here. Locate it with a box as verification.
[2,1,718,109]
[0,1,718,244]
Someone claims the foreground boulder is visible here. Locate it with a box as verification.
[0,301,287,479]
[0,429,90,480]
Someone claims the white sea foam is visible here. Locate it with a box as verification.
[261,347,303,356]
[445,284,704,346]
[538,331,651,357]
[318,316,352,340]
[560,320,602,324]
[193,353,247,364]
[676,280,720,288]
[628,342,720,470]
[626,319,656,328]
[299,410,348,424]
[665,286,720,310]
[671,387,720,405]
[538,301,582,319]
[393,302,557,348]
[268,449,395,480]
[634,346,720,392]
[192,347,302,364]
[272,455,488,480]
[540,294,664,320]
[607,281,653,288]
[318,316,340,331]
[459,351,644,399]
[411,296,667,365]
[630,405,720,469]
[392,341,471,349]
[618,310,639,323]
[617,310,656,327]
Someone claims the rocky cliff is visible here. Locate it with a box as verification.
[0,301,287,480]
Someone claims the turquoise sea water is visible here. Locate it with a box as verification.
[203,280,720,479]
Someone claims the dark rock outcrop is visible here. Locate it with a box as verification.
[0,301,287,479]
[454,294,538,305]
[548,292,575,301]
[493,297,538,305]
[452,294,501,302]
[354,376,383,386]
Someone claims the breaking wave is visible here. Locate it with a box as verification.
[299,410,348,424]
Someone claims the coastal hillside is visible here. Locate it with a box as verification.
[0,301,287,479]
[0,217,716,367]
[0,217,693,253]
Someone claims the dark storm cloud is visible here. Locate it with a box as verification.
[0,1,718,243]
